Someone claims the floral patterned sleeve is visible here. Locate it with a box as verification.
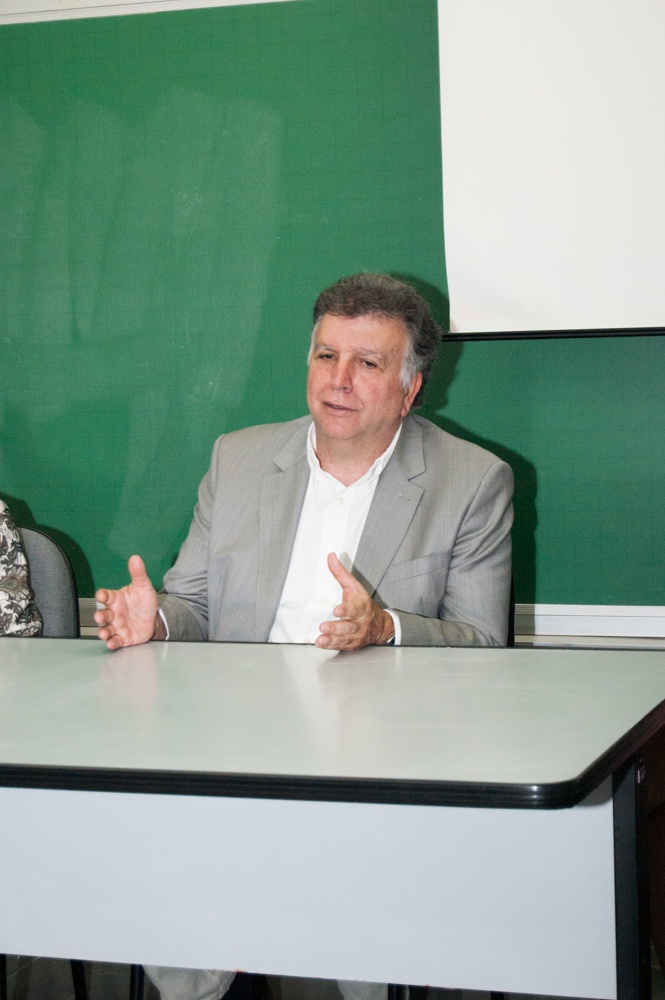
[0,500,43,637]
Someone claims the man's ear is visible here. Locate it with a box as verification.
[402,371,423,416]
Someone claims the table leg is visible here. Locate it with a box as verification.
[614,755,651,1000]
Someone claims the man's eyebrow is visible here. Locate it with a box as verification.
[313,343,388,363]
[356,348,387,362]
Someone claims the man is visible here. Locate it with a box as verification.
[96,273,514,999]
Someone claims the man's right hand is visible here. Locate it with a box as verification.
[95,554,161,650]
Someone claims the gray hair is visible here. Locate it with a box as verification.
[310,273,441,407]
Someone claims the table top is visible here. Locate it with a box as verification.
[2,639,665,808]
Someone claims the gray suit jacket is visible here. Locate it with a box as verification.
[159,413,514,647]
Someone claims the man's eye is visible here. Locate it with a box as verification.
[361,360,378,368]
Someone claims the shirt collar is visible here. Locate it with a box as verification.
[306,421,403,489]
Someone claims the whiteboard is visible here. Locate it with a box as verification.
[438,0,665,332]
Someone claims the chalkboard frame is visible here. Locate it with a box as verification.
[445,327,665,342]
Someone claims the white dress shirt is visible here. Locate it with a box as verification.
[268,422,402,644]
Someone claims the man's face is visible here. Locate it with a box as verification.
[306,312,422,457]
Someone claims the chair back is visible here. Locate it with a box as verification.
[19,527,80,638]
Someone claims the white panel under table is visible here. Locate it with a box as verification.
[0,779,616,999]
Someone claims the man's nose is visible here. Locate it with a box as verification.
[331,360,352,390]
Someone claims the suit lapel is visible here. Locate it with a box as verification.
[353,415,425,597]
[256,423,310,639]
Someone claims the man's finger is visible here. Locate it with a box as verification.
[319,618,355,637]
[316,631,351,650]
[127,554,149,585]
[332,601,361,620]
[326,552,360,591]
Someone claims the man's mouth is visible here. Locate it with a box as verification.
[323,402,355,412]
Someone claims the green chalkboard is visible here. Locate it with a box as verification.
[0,0,446,595]
[420,336,665,606]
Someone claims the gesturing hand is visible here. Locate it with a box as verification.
[95,554,160,650]
[315,552,395,651]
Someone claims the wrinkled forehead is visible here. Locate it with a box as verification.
[309,311,409,353]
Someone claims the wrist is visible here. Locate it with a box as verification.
[152,612,167,641]
[382,610,395,645]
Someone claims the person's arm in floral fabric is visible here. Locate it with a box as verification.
[0,500,43,637]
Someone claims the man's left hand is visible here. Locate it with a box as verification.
[315,552,395,651]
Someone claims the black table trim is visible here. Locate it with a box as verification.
[3,693,664,811]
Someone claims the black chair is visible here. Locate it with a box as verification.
[19,526,80,639]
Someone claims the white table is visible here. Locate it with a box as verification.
[1,640,664,1000]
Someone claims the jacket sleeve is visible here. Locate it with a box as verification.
[393,460,514,647]
[157,438,223,642]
